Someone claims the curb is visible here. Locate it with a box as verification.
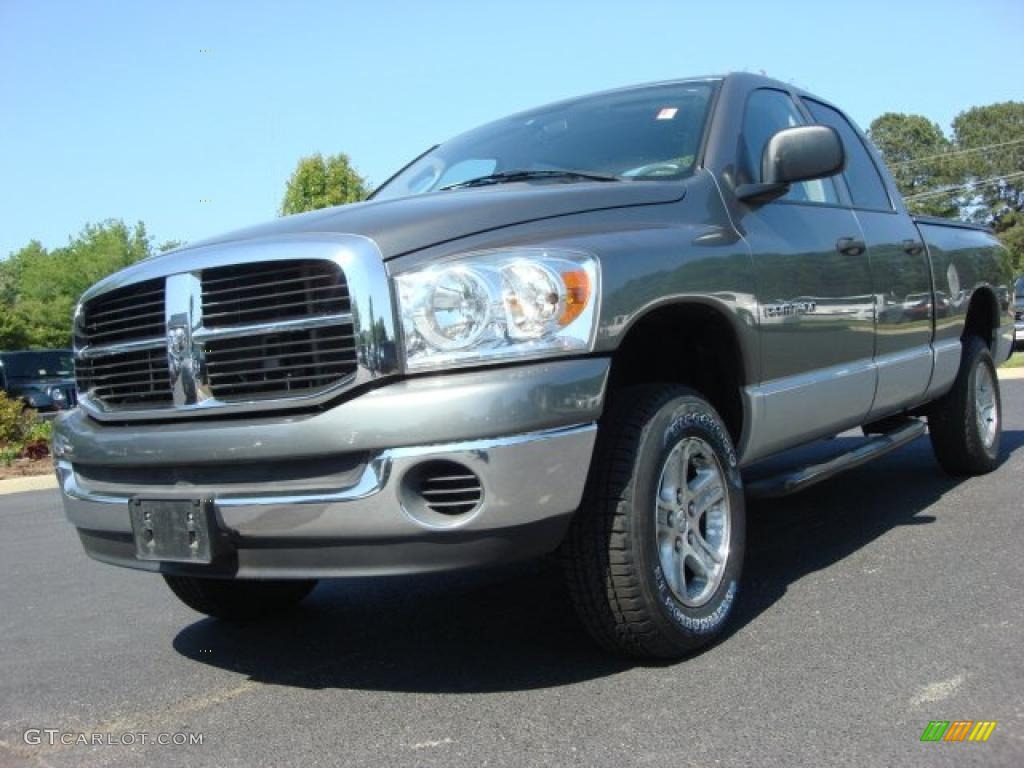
[0,473,58,496]
[998,367,1024,380]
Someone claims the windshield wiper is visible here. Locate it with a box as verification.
[440,169,622,191]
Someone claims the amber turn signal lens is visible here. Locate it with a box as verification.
[559,269,591,326]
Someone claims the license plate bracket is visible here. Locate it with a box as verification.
[129,498,217,564]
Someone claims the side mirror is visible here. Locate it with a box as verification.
[737,125,845,202]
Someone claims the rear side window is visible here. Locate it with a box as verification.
[741,89,838,205]
[804,99,892,211]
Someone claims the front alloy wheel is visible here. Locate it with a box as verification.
[655,436,732,608]
[562,384,745,659]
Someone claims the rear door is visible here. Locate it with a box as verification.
[734,88,876,457]
[802,98,934,417]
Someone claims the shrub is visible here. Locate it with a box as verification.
[0,391,50,466]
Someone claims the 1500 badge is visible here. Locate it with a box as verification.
[762,301,817,318]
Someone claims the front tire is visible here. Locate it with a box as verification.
[561,385,745,659]
[927,335,1002,476]
[163,575,318,621]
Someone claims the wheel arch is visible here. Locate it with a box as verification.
[604,298,752,447]
[963,285,1000,351]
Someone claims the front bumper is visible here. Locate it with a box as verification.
[54,358,607,577]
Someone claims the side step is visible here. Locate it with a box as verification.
[745,419,926,499]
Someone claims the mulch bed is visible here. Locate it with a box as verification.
[0,456,54,480]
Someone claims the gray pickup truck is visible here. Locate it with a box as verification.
[54,74,1015,658]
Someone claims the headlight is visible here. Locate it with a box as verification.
[49,387,67,404]
[395,248,599,371]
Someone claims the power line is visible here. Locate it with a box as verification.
[889,137,1024,167]
[903,170,1024,202]
[905,171,1024,201]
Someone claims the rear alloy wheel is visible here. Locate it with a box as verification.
[561,384,745,659]
[928,335,1002,476]
[163,575,318,621]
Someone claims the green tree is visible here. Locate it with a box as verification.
[951,102,1024,272]
[867,113,958,217]
[0,308,30,349]
[279,152,368,215]
[1,220,153,349]
[951,102,1024,220]
[869,105,1024,272]
[158,239,186,253]
[992,210,1024,273]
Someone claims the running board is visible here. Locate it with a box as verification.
[745,420,926,499]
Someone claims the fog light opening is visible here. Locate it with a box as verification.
[400,460,483,528]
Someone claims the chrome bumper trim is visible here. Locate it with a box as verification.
[58,424,597,541]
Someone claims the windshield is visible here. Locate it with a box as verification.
[373,81,716,200]
[1016,276,1024,296]
[1,351,74,379]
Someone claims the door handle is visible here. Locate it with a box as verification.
[901,238,924,256]
[836,237,866,257]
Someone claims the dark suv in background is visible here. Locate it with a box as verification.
[0,349,77,415]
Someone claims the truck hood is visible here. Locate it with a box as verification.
[181,180,686,261]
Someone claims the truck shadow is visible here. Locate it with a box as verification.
[173,428,1024,693]
[723,427,1024,643]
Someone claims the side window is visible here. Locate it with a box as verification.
[742,89,839,205]
[804,99,892,211]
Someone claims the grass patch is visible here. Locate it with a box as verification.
[1002,351,1024,368]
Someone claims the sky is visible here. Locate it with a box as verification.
[1,0,1022,258]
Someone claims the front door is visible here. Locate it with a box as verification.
[735,89,876,458]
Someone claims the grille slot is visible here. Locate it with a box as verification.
[77,279,169,407]
[201,260,350,328]
[75,348,173,407]
[79,279,165,347]
[204,326,358,401]
[413,461,484,516]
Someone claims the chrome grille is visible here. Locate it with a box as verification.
[205,326,357,400]
[201,260,350,328]
[79,279,165,346]
[76,279,171,407]
[200,259,358,400]
[75,348,172,407]
[73,237,395,420]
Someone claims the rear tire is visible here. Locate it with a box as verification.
[561,385,745,659]
[163,575,317,621]
[927,335,1001,476]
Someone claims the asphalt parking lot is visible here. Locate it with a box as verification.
[1,380,1022,768]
